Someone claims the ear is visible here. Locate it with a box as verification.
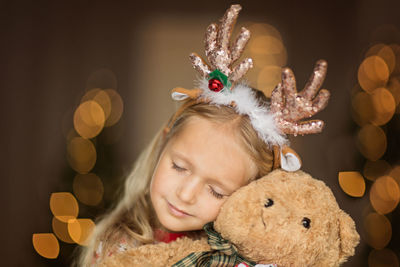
[338,210,360,264]
[171,87,202,101]
[280,146,302,171]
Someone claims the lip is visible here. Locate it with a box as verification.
[167,201,192,217]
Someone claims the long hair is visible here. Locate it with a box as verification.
[78,92,273,266]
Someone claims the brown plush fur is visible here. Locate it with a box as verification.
[101,170,359,267]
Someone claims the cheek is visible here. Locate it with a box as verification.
[197,198,225,222]
[150,164,171,197]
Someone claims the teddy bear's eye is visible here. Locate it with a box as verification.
[302,217,311,229]
[264,198,274,208]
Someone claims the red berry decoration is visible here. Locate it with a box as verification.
[208,78,224,92]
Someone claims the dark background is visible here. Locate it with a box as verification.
[1,0,399,266]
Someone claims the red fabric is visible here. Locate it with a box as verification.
[153,229,187,243]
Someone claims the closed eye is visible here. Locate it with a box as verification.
[172,162,186,172]
[208,186,225,199]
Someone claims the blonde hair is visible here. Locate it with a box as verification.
[78,93,274,266]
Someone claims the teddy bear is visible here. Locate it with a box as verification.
[100,169,360,267]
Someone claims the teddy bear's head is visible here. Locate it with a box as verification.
[214,169,359,266]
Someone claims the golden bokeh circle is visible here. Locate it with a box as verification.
[49,192,79,223]
[366,44,396,74]
[73,173,104,206]
[368,248,399,267]
[389,44,400,75]
[366,43,386,58]
[257,65,282,97]
[81,88,102,103]
[250,35,284,56]
[74,100,105,139]
[364,212,392,249]
[249,35,287,68]
[363,160,391,181]
[246,23,283,41]
[104,89,124,127]
[370,87,396,126]
[370,176,400,214]
[86,68,117,90]
[67,137,97,174]
[356,124,387,161]
[68,218,96,246]
[338,171,365,197]
[52,217,75,244]
[32,233,60,259]
[388,77,400,106]
[351,91,374,126]
[358,56,389,93]
[93,90,112,120]
[389,165,400,186]
[377,46,396,74]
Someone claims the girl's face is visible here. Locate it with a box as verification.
[150,116,258,232]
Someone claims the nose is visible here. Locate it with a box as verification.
[176,176,202,204]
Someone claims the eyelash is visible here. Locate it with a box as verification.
[208,186,224,199]
[172,162,186,172]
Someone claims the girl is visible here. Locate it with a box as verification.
[78,4,329,266]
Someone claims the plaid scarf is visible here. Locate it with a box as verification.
[171,222,256,267]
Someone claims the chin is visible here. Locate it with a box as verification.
[159,218,200,232]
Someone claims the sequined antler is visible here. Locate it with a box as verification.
[189,4,253,85]
[271,60,330,136]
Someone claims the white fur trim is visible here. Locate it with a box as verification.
[195,78,287,147]
[280,151,301,171]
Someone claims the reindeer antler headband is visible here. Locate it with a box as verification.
[164,4,330,171]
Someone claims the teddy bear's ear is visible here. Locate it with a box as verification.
[338,210,360,264]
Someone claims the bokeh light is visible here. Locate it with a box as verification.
[49,192,79,223]
[357,124,387,161]
[387,77,400,106]
[52,217,74,244]
[370,176,400,214]
[81,89,112,121]
[368,248,399,267]
[363,160,391,181]
[246,23,283,40]
[389,165,400,186]
[68,219,96,246]
[242,23,287,91]
[364,212,392,249]
[358,56,390,93]
[93,90,112,120]
[81,88,102,103]
[73,100,105,139]
[104,89,124,127]
[389,44,400,75]
[338,171,366,197]
[366,44,396,74]
[257,65,282,97]
[351,91,374,126]
[370,87,396,125]
[67,137,97,174]
[32,233,60,259]
[73,173,104,206]
[86,68,117,90]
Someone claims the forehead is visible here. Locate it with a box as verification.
[168,117,257,188]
